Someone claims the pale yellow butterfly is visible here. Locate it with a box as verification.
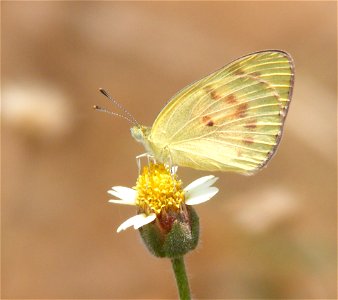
[98,50,295,175]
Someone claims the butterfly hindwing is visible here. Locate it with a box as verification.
[149,50,294,174]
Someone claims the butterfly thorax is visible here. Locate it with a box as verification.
[130,125,154,155]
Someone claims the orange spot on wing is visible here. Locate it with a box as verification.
[202,115,214,126]
[251,71,261,77]
[204,86,221,100]
[211,91,221,100]
[234,103,249,118]
[225,94,237,104]
[245,120,257,129]
[243,137,254,144]
[235,69,245,75]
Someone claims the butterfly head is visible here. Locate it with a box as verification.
[130,125,148,141]
[130,125,153,153]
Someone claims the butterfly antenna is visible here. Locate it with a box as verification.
[99,88,139,125]
[93,105,135,125]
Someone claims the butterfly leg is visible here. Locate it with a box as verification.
[163,146,177,175]
[136,153,155,174]
[162,146,179,191]
[170,165,178,175]
[136,153,148,174]
[147,154,157,166]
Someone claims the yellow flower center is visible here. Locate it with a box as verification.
[135,163,185,215]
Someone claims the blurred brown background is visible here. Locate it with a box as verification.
[2,2,337,299]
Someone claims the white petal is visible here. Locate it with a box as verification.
[108,199,136,206]
[184,176,218,193]
[133,213,156,229]
[117,214,147,233]
[185,187,219,205]
[107,186,136,202]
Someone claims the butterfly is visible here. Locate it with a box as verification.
[98,50,294,175]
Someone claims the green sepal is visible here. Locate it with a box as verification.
[187,206,200,251]
[138,221,166,257]
[163,206,199,258]
[138,206,199,258]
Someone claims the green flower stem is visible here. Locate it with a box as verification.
[171,256,191,300]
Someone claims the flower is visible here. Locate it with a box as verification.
[108,163,219,233]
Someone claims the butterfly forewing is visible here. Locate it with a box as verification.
[226,51,294,113]
[149,50,294,174]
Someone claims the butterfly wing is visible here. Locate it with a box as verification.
[149,50,295,174]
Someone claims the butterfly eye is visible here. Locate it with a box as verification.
[130,126,143,141]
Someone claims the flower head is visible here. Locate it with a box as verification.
[108,163,218,257]
[108,163,218,233]
[135,163,184,215]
